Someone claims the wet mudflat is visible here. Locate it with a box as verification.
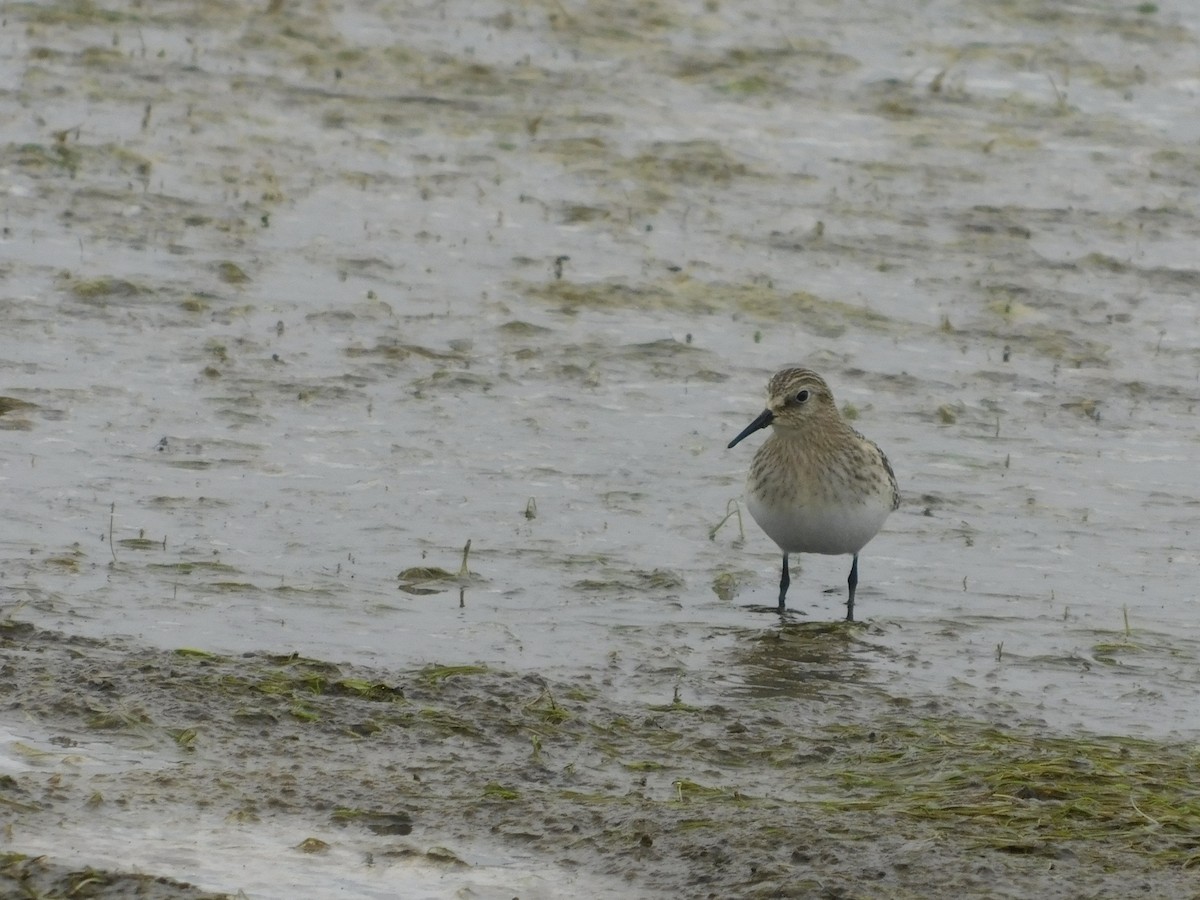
[3,0,1200,896]
[4,619,1200,899]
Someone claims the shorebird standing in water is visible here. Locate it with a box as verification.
[727,367,899,621]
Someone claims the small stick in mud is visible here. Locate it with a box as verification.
[709,498,745,543]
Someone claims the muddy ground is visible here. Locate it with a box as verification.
[4,616,1199,898]
[4,0,1200,896]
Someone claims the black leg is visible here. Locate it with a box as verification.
[846,554,859,622]
[778,553,790,611]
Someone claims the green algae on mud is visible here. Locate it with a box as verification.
[518,275,897,335]
[3,619,1200,897]
[826,721,1200,865]
[0,853,232,900]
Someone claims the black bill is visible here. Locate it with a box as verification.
[727,409,774,448]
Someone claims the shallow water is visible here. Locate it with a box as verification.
[3,0,1200,896]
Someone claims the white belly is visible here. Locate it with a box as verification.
[746,490,892,556]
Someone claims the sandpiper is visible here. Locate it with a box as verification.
[727,367,899,620]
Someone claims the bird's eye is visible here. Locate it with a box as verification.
[795,389,810,403]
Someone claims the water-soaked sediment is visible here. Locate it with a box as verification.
[0,855,226,900]
[4,618,1198,898]
[5,0,1200,895]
